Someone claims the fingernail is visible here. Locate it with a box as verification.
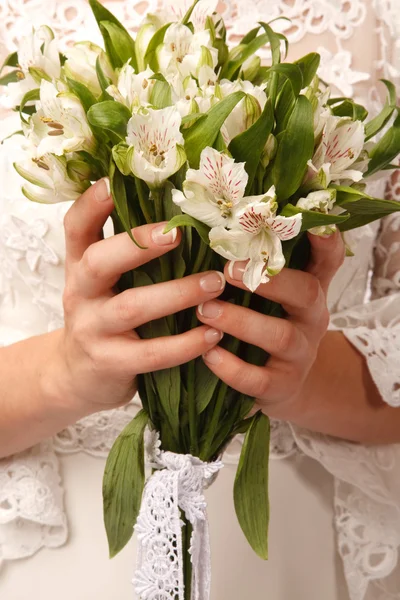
[200,271,225,292]
[203,348,221,365]
[229,261,246,281]
[152,224,178,245]
[204,328,224,344]
[198,301,222,319]
[94,178,111,202]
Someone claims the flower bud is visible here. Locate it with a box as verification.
[261,134,277,168]
[240,55,261,82]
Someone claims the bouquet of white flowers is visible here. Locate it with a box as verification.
[1,0,400,598]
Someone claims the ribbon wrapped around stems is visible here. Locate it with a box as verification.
[133,432,223,600]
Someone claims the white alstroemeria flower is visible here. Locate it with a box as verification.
[126,106,186,187]
[169,74,200,117]
[14,153,89,203]
[307,115,365,187]
[296,189,338,236]
[157,24,218,80]
[26,80,95,157]
[64,42,114,97]
[107,65,155,111]
[172,147,256,227]
[6,25,61,107]
[219,79,267,143]
[151,0,218,30]
[209,187,302,292]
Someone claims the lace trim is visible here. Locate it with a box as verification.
[0,441,67,566]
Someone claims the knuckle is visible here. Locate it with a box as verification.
[250,371,269,399]
[304,275,322,307]
[81,246,102,280]
[63,209,80,243]
[142,340,164,371]
[272,320,297,355]
[319,308,330,333]
[114,291,138,325]
[62,286,77,315]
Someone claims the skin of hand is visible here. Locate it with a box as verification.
[196,230,400,444]
[197,231,345,415]
[48,177,228,416]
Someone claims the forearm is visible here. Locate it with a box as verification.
[285,330,400,444]
[0,329,85,459]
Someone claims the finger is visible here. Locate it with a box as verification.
[63,178,113,263]
[225,262,325,320]
[306,230,345,294]
[74,222,181,298]
[201,346,284,403]
[116,326,224,374]
[99,271,226,334]
[196,300,307,360]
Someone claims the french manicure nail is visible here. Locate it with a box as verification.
[199,271,225,292]
[198,301,222,319]
[152,225,178,246]
[95,178,111,202]
[204,328,224,344]
[229,261,246,281]
[203,348,221,365]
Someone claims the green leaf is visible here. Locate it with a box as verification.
[267,63,303,97]
[329,98,368,121]
[66,78,97,112]
[259,22,287,65]
[88,101,131,139]
[183,91,245,167]
[144,24,171,71]
[366,112,400,176]
[95,56,113,97]
[229,99,274,192]
[89,0,136,69]
[164,214,210,245]
[100,21,137,71]
[272,95,314,201]
[195,358,219,413]
[103,409,148,558]
[234,411,270,560]
[1,51,18,73]
[19,88,40,122]
[365,80,397,141]
[112,143,131,176]
[181,113,207,128]
[66,159,96,183]
[340,195,400,216]
[281,203,350,231]
[0,70,20,85]
[241,26,261,45]
[149,74,172,108]
[220,34,269,80]
[109,160,145,248]
[294,52,320,88]
[274,79,296,134]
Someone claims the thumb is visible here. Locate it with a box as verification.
[306,230,345,294]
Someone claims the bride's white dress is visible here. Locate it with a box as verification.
[0,1,400,599]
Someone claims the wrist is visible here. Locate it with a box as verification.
[40,328,91,424]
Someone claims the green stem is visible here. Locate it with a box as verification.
[187,316,199,455]
[182,514,193,600]
[192,240,209,274]
[153,188,175,332]
[269,71,279,108]
[135,177,153,223]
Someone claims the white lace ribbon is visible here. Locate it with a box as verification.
[133,437,223,600]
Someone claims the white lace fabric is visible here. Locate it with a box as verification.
[0,1,400,599]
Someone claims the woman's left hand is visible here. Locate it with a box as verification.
[197,231,345,421]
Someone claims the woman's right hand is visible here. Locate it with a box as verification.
[50,178,225,417]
